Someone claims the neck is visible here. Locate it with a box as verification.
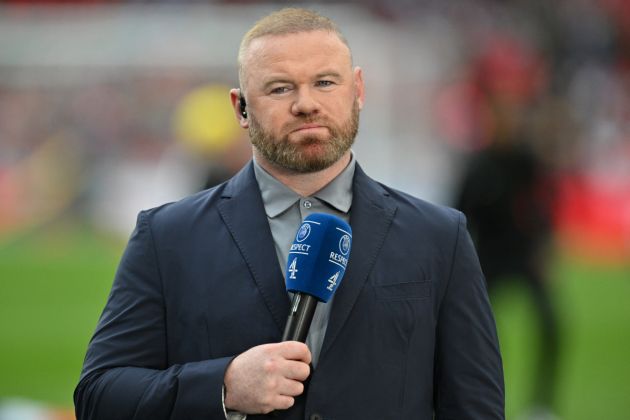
[254,150,351,197]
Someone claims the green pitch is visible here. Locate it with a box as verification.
[1,225,629,419]
[0,225,122,407]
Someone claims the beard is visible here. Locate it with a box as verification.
[248,100,360,173]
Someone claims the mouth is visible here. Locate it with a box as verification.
[292,124,327,133]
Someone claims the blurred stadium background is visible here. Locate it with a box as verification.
[0,1,629,419]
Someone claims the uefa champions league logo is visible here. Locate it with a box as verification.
[339,234,351,255]
[296,223,311,242]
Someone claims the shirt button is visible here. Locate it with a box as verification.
[303,200,312,208]
[310,414,323,420]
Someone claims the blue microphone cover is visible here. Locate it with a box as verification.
[285,213,352,302]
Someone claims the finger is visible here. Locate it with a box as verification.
[269,395,295,412]
[276,378,305,397]
[281,359,311,381]
[276,341,312,364]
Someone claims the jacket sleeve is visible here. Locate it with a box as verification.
[74,211,233,420]
[433,212,505,419]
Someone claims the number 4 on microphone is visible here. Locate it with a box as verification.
[288,257,299,279]
[327,271,340,291]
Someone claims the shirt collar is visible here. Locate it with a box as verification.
[253,152,356,218]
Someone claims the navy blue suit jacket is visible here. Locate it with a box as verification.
[75,162,504,419]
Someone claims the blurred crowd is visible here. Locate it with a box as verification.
[0,1,629,419]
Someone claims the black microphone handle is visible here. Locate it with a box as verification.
[282,293,319,342]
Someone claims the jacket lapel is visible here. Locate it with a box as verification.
[319,164,397,359]
[217,163,290,334]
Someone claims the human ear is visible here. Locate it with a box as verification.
[230,88,249,128]
[353,67,365,110]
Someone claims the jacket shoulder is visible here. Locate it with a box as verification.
[140,183,225,228]
[140,162,256,232]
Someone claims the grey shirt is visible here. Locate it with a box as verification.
[252,154,355,366]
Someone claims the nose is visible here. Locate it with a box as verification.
[291,87,320,116]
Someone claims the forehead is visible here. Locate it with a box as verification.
[242,30,352,81]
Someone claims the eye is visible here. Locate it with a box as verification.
[316,80,335,88]
[270,86,291,95]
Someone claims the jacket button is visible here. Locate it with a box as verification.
[310,414,323,420]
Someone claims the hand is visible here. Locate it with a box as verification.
[223,341,312,414]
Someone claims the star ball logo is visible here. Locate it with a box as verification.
[296,223,311,242]
[339,234,351,256]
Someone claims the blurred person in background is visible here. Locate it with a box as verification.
[454,35,560,420]
[171,83,253,191]
[75,7,504,420]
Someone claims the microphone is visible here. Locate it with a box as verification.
[282,213,352,342]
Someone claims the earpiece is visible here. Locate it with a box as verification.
[239,95,247,118]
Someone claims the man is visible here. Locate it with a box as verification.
[75,8,504,420]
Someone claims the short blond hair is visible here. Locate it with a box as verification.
[238,8,351,91]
